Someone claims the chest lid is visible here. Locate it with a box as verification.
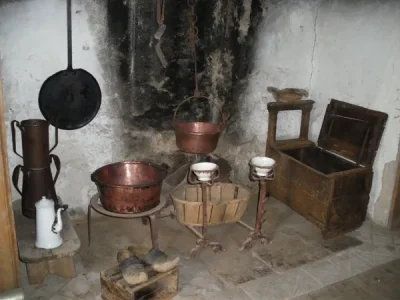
[318,99,388,166]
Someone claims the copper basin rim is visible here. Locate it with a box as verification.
[91,161,168,214]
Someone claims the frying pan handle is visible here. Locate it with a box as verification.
[49,124,59,154]
[11,120,23,159]
[67,0,73,70]
[12,165,24,196]
[50,154,61,184]
[172,96,226,128]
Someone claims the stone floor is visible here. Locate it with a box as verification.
[21,192,400,299]
[294,258,400,300]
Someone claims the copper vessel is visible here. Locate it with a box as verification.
[172,96,224,154]
[91,161,168,214]
[12,154,61,219]
[11,119,58,168]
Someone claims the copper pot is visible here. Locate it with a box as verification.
[91,161,168,214]
[172,96,225,154]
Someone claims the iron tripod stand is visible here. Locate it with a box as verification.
[237,167,275,251]
[186,168,225,258]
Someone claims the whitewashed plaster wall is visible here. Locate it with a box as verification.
[0,0,125,215]
[2,0,400,227]
[237,0,400,227]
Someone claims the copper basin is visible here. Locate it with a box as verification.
[91,161,167,214]
[173,121,222,154]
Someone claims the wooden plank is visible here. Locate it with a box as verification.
[389,147,400,229]
[209,185,221,204]
[25,256,76,285]
[0,63,21,292]
[267,100,315,111]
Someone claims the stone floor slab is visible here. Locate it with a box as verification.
[173,287,251,300]
[327,250,372,278]
[320,235,363,253]
[240,268,322,300]
[293,259,400,300]
[291,279,377,300]
[352,243,396,266]
[254,230,331,273]
[200,238,273,286]
[301,257,349,286]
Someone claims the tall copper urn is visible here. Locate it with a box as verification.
[11,119,60,219]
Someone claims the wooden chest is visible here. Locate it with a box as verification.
[266,99,388,239]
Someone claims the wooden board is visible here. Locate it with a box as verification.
[0,63,21,292]
[318,99,388,166]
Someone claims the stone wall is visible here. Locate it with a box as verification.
[223,0,400,227]
[0,0,261,215]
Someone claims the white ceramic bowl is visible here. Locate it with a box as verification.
[250,156,276,177]
[190,162,218,182]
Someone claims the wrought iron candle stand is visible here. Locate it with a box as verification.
[237,157,276,251]
[185,163,225,257]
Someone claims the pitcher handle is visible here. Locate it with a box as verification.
[12,165,24,196]
[11,120,23,159]
[50,154,61,184]
[49,123,59,153]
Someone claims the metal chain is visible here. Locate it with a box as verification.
[157,0,165,25]
[155,0,168,67]
[225,0,230,38]
[187,0,200,97]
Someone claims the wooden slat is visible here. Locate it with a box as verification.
[220,184,235,201]
[185,187,198,202]
[389,151,400,229]
[174,201,185,223]
[223,202,240,222]
[184,202,200,224]
[209,185,221,204]
[0,63,21,292]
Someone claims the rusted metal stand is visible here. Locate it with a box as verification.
[238,169,275,251]
[87,193,166,249]
[186,170,225,257]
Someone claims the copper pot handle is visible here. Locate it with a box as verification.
[187,170,197,184]
[12,165,24,196]
[172,95,225,127]
[49,123,59,154]
[214,167,220,181]
[50,154,61,184]
[11,120,23,159]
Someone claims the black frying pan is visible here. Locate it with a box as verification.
[38,0,101,130]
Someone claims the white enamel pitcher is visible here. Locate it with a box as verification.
[35,196,68,249]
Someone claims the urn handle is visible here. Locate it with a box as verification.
[49,123,59,154]
[12,165,24,196]
[11,120,23,159]
[50,154,61,184]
